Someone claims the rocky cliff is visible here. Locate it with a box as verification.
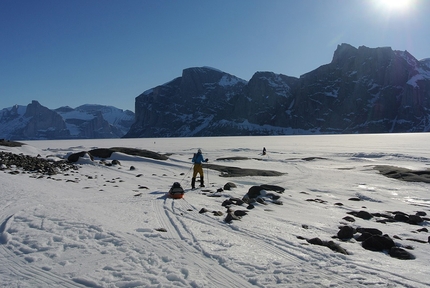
[0,101,134,140]
[125,44,430,137]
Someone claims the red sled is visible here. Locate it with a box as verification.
[168,182,185,199]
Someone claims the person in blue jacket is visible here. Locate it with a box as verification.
[191,149,208,189]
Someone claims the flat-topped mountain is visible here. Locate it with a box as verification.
[125,44,430,137]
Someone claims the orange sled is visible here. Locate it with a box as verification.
[168,182,184,199]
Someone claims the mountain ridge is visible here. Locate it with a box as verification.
[125,43,430,137]
[0,101,134,140]
[1,43,429,140]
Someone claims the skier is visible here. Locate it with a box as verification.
[191,149,208,189]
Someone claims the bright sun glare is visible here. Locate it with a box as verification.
[377,0,413,11]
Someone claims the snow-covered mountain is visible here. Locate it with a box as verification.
[125,44,430,137]
[0,101,134,140]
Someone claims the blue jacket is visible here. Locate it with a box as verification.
[192,152,206,164]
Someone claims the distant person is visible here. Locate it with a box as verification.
[191,149,208,189]
[262,147,266,155]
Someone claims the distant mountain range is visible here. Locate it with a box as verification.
[1,43,429,140]
[0,101,134,140]
[125,43,430,137]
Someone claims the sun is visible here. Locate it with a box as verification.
[376,0,414,11]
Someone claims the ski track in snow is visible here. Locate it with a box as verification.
[1,134,430,287]
[154,197,251,287]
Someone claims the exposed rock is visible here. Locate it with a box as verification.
[0,151,78,175]
[356,228,383,236]
[356,232,373,242]
[337,226,355,240]
[389,247,415,260]
[342,216,355,222]
[224,211,242,223]
[304,237,349,255]
[394,213,410,222]
[307,237,324,245]
[0,139,24,147]
[348,210,373,220]
[259,184,285,193]
[374,165,430,183]
[408,214,423,225]
[247,186,265,198]
[223,182,237,190]
[67,152,94,163]
[212,211,223,216]
[302,157,327,161]
[0,101,134,140]
[125,44,430,138]
[362,235,395,252]
[204,163,284,177]
[231,209,248,217]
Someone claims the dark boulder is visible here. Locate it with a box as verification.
[356,232,373,242]
[394,213,409,222]
[337,226,355,240]
[67,151,93,163]
[362,235,395,252]
[356,227,383,236]
[247,186,264,198]
[326,241,350,255]
[307,237,324,246]
[259,184,285,193]
[223,182,237,190]
[408,214,423,225]
[88,148,113,158]
[342,216,355,222]
[389,247,415,260]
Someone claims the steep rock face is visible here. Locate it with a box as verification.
[126,44,430,137]
[126,67,248,137]
[242,72,298,126]
[293,44,430,133]
[0,102,135,140]
[56,105,134,138]
[22,101,70,139]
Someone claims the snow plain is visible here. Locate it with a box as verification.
[0,134,429,288]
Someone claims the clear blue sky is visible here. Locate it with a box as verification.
[1,0,429,112]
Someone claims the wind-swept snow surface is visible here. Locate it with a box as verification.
[1,134,429,287]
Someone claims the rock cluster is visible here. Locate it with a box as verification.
[0,151,78,175]
[299,195,429,260]
[199,184,285,223]
[67,147,169,163]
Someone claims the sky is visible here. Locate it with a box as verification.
[1,134,430,287]
[1,0,429,112]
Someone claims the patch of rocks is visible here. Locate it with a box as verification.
[67,147,168,167]
[0,151,78,176]
[0,139,24,147]
[374,165,430,183]
[199,183,286,223]
[297,193,429,259]
[335,209,428,260]
[296,236,350,255]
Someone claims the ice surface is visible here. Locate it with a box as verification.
[0,134,429,287]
